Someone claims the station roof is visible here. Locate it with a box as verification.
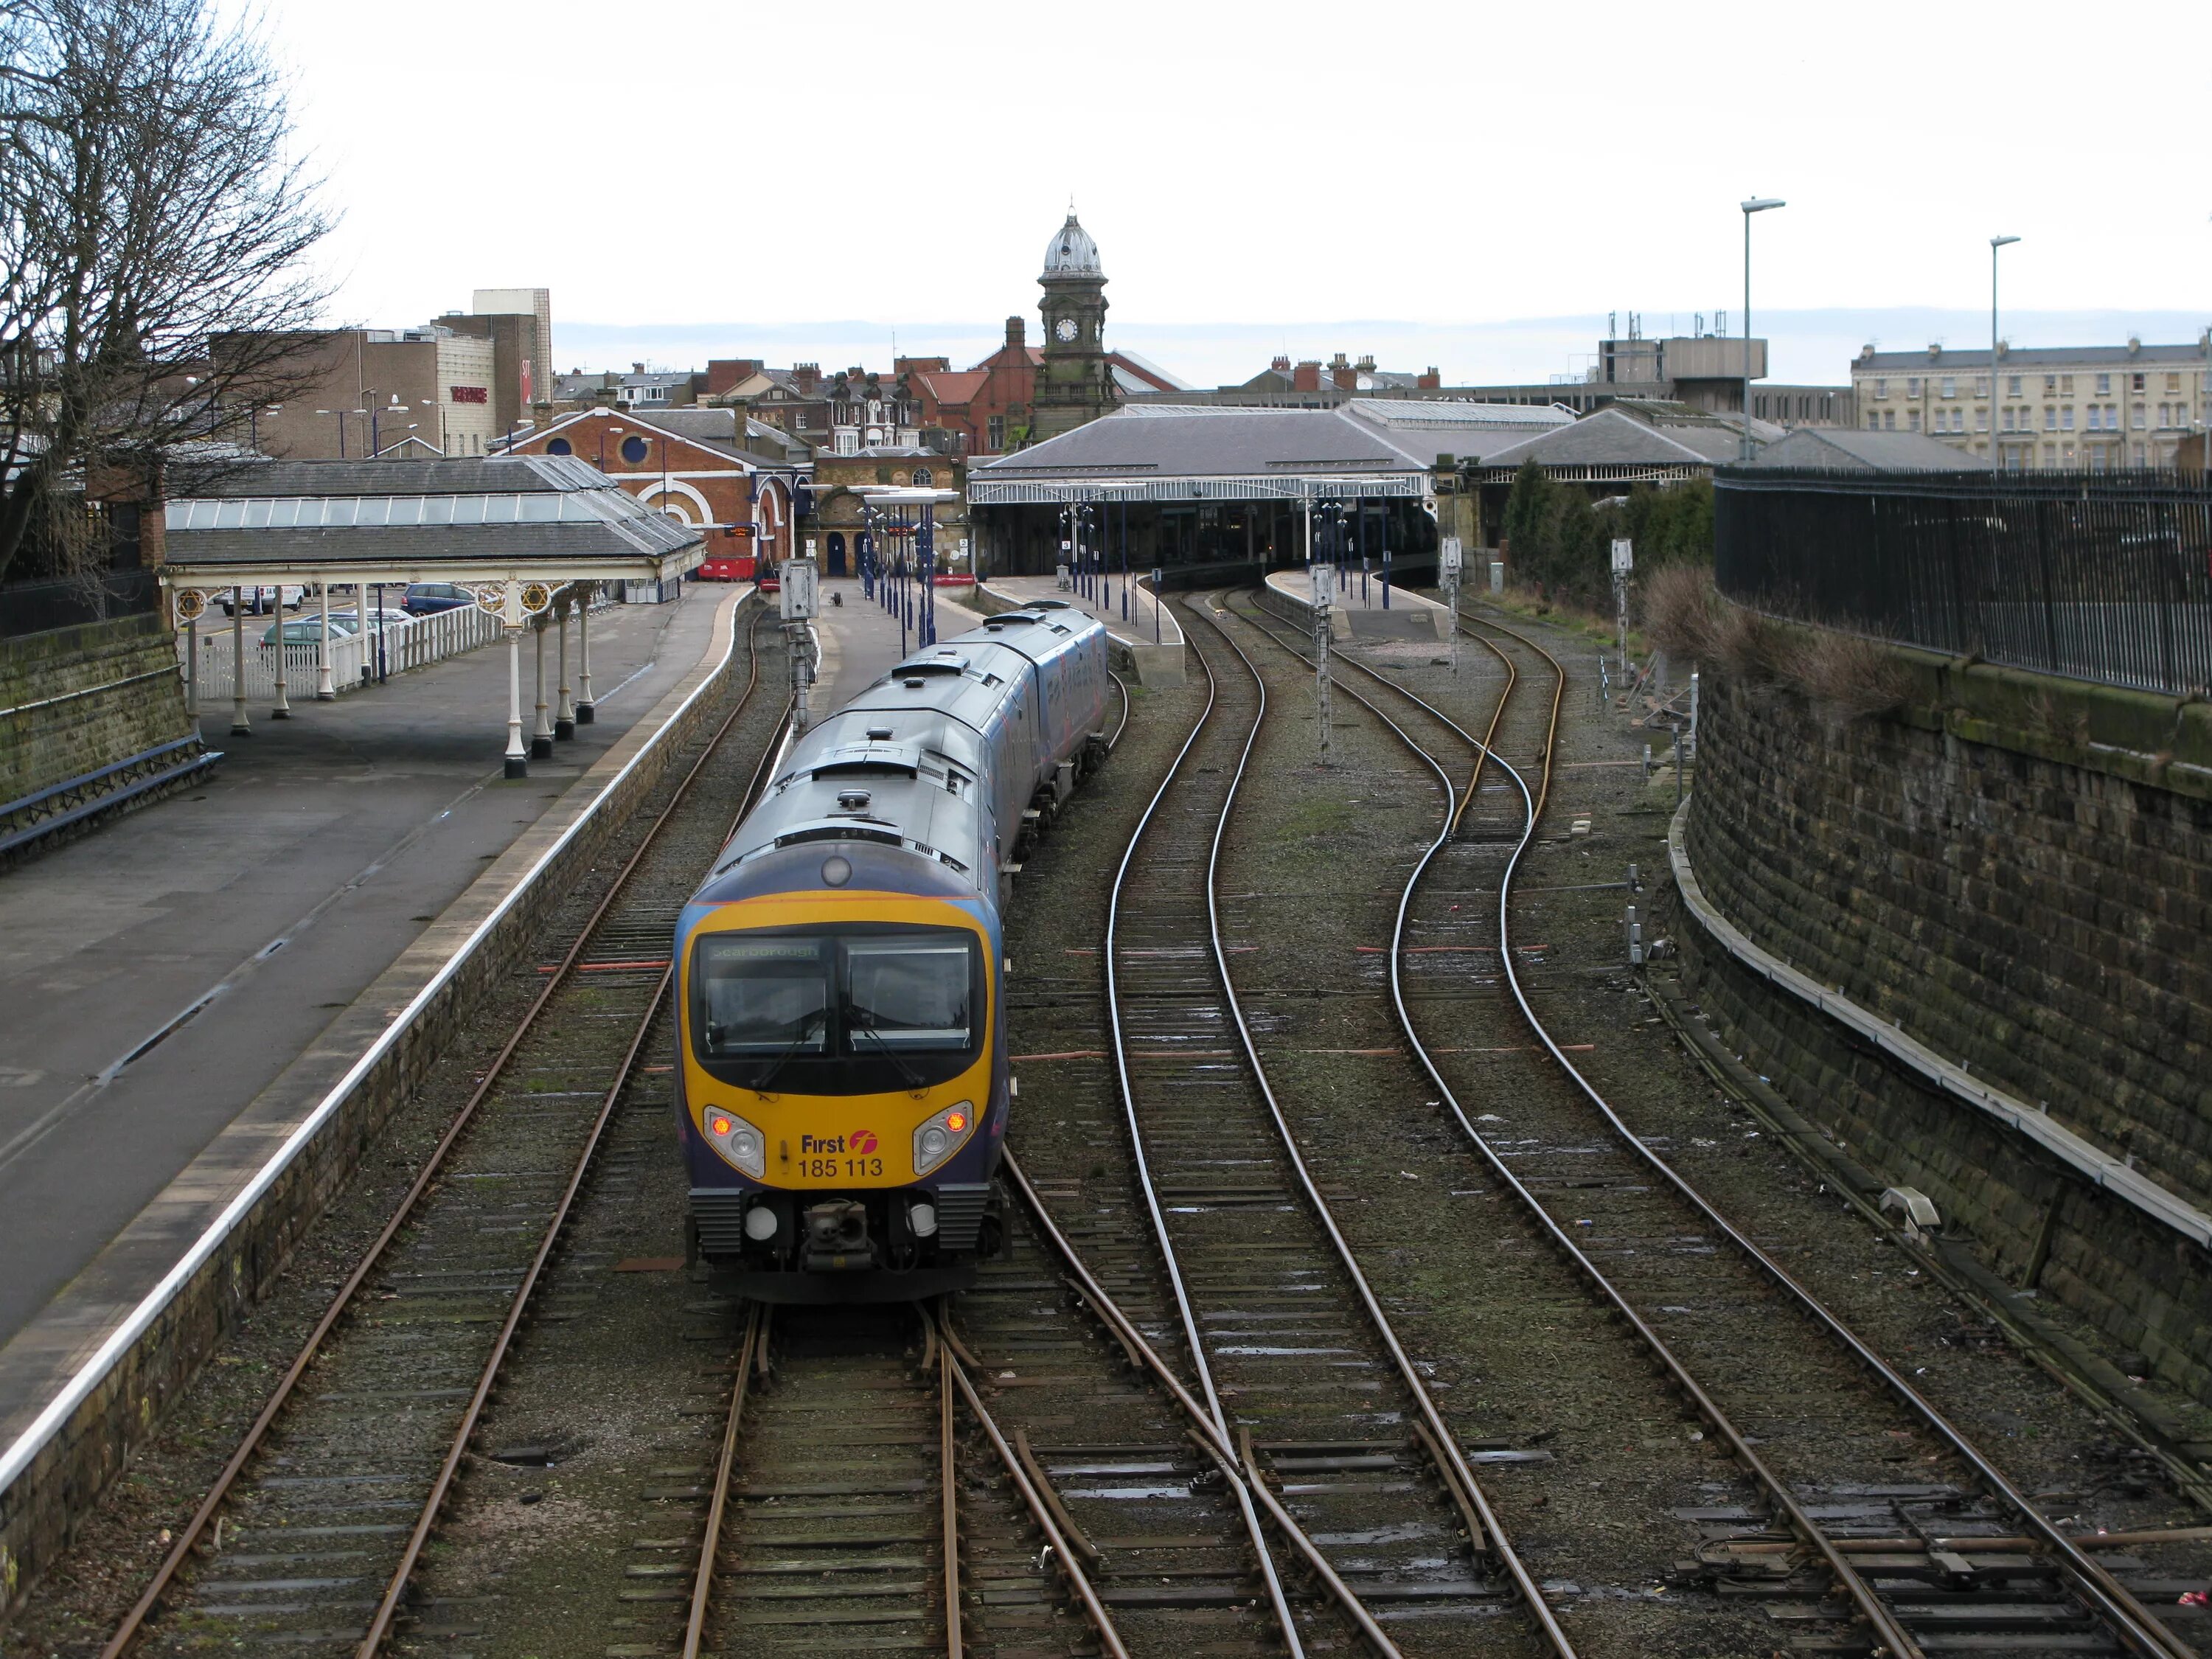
[156,455,705,588]
[967,405,1436,504]
[1743,427,1986,473]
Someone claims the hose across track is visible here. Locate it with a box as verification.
[1225,583,2194,1659]
[1003,591,1577,1658]
[102,608,789,1659]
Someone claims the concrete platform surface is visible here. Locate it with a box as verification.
[1264,565,1449,641]
[809,576,986,715]
[0,590,720,1357]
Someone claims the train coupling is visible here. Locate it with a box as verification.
[801,1199,874,1271]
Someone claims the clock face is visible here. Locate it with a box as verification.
[1054,316,1079,343]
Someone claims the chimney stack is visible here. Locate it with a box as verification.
[793,362,820,393]
[1005,316,1026,348]
[1293,360,1321,392]
[1270,354,1291,372]
[1331,351,1357,391]
[1416,367,1441,389]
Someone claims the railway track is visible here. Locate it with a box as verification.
[1225,582,2197,1658]
[972,593,1572,1659]
[102,608,790,1659]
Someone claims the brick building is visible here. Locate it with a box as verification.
[805,448,967,579]
[502,406,799,567]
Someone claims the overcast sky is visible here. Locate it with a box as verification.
[260,0,2212,387]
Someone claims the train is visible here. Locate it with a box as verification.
[674,597,1112,1300]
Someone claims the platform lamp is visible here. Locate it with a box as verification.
[1989,235,2020,479]
[1739,196,1786,462]
[317,407,366,458]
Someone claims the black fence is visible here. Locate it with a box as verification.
[0,570,161,641]
[1715,469,2212,697]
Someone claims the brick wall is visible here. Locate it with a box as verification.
[1674,661,2212,1395]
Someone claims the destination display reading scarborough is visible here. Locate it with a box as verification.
[690,922,984,1096]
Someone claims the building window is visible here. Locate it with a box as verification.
[987,415,1005,449]
[912,467,933,487]
[2167,373,2183,394]
[2044,407,2057,431]
[1909,409,1922,431]
[1907,377,1922,398]
[2133,443,2146,465]
[2044,375,2058,394]
[2008,375,2022,396]
[1873,378,1888,399]
[1868,411,1880,431]
[2131,372,2145,392]
[2096,372,2111,394]
[1975,407,1988,432]
[1884,409,1896,430]
[620,434,650,464]
[835,431,858,455]
[2061,375,2075,394]
[1940,377,1956,399]
[548,437,572,456]
[2061,407,2075,431]
[2159,403,2171,428]
[1974,377,1989,397]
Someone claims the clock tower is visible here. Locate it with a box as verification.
[1030,209,1117,442]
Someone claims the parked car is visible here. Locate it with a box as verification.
[402,582,473,616]
[330,607,411,630]
[260,616,362,649]
[222,585,305,616]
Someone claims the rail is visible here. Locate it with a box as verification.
[1714,467,2212,697]
[1230,581,2197,1659]
[94,609,779,1659]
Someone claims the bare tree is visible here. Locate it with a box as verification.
[0,0,333,585]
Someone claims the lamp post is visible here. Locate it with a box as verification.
[1739,196,1786,462]
[316,408,366,457]
[1989,235,2020,478]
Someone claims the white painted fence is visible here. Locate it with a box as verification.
[178,603,502,706]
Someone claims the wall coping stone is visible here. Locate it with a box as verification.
[1667,795,2212,1250]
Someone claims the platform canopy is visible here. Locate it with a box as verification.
[155,455,704,594]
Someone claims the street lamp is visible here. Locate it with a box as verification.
[1989,235,2020,477]
[1739,196,1785,462]
[316,408,366,458]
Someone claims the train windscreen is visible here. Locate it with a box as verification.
[691,923,984,1093]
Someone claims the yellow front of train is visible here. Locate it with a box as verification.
[675,869,1007,1301]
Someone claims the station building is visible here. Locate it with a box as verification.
[966,399,1570,585]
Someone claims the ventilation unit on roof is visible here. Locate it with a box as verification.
[866,726,893,740]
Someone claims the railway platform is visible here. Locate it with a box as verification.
[807,574,987,712]
[0,585,731,1444]
[1262,563,1453,640]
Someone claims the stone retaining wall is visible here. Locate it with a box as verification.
[1672,650,2212,1398]
[1,614,195,806]
[0,592,754,1619]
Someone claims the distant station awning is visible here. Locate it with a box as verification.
[967,405,1440,505]
[155,456,706,591]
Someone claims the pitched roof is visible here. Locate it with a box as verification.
[974,405,1422,481]
[1476,406,1728,470]
[173,455,607,497]
[1744,427,1986,472]
[912,369,990,407]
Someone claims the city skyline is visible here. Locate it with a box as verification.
[262,0,2212,368]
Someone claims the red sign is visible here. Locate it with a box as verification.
[450,385,488,404]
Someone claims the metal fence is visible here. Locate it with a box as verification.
[1714,469,2212,697]
[0,570,161,640]
[178,603,504,706]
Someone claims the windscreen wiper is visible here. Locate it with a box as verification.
[844,1004,930,1091]
[749,1006,827,1097]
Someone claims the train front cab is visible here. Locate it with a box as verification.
[677,849,1006,1302]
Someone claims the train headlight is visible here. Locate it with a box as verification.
[909,1202,939,1237]
[912,1100,978,1177]
[744,1203,779,1241]
[703,1106,766,1178]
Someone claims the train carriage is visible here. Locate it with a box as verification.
[675,599,1109,1299]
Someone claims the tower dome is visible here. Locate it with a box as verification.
[1041,211,1102,279]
